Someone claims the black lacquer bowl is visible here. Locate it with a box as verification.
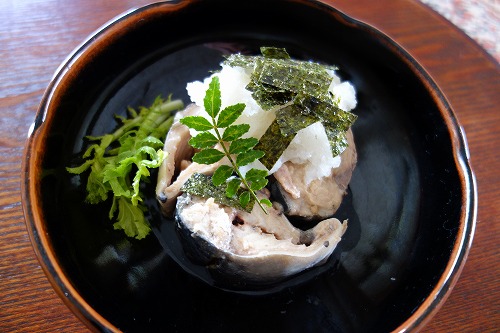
[21,1,477,332]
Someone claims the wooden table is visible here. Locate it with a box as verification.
[1,0,498,332]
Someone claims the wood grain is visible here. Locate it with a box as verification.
[0,0,498,332]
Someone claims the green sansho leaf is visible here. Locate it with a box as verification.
[236,149,265,167]
[192,148,225,165]
[217,103,245,128]
[204,76,222,119]
[229,138,259,155]
[222,124,250,141]
[181,76,269,214]
[212,165,234,186]
[189,132,219,149]
[245,168,268,191]
[239,191,251,209]
[226,178,242,198]
[179,116,213,131]
[259,198,273,207]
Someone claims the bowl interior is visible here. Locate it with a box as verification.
[26,1,473,332]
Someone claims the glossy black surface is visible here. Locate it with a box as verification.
[36,1,469,332]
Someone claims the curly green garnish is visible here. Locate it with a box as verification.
[67,96,184,239]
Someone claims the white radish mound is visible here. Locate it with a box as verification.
[185,63,357,186]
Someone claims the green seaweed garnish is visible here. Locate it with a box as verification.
[291,93,357,156]
[250,57,333,100]
[260,46,291,59]
[274,103,319,137]
[255,120,294,170]
[224,47,357,169]
[181,173,255,212]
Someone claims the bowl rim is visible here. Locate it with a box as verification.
[20,0,477,332]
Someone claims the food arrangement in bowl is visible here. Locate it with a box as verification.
[21,0,476,332]
[68,46,358,290]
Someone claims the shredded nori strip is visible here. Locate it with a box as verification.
[294,94,357,131]
[247,82,295,110]
[260,46,291,59]
[223,46,356,170]
[254,120,294,170]
[250,58,333,100]
[181,173,254,212]
[275,103,319,137]
[223,54,256,69]
[324,127,349,157]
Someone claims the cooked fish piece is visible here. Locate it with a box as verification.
[272,128,357,219]
[175,192,347,283]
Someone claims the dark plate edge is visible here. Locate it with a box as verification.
[326,2,478,330]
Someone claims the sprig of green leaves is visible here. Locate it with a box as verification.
[180,76,272,213]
